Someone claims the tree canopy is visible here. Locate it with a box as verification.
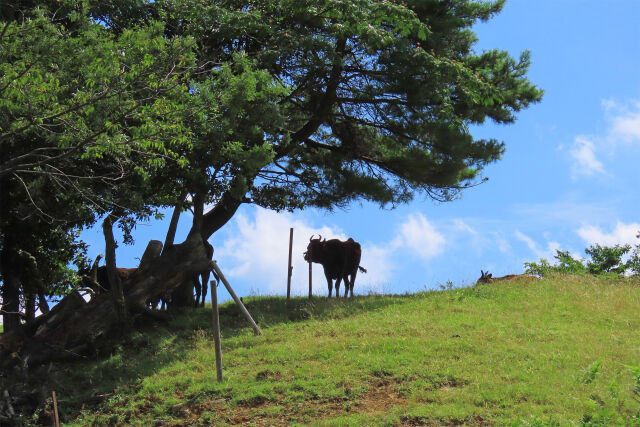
[1,0,543,328]
[1,0,197,329]
[141,0,543,237]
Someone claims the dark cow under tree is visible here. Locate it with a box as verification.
[193,240,214,308]
[304,235,367,298]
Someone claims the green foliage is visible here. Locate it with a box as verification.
[109,0,543,211]
[586,244,632,275]
[525,235,640,278]
[627,363,640,399]
[581,359,602,385]
[0,1,197,321]
[524,250,587,276]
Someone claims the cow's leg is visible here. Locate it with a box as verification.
[349,270,358,298]
[326,277,333,298]
[193,276,201,308]
[334,276,343,298]
[200,271,209,307]
[342,275,351,298]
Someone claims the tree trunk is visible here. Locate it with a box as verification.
[163,193,185,253]
[0,238,21,333]
[102,214,128,329]
[37,292,49,314]
[0,270,20,333]
[0,232,213,369]
[168,193,205,309]
[24,292,35,321]
[202,190,244,239]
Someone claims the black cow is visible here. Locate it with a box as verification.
[304,235,367,298]
[193,240,214,307]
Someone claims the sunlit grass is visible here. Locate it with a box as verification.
[51,274,640,425]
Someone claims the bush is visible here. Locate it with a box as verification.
[525,233,640,278]
[585,244,631,275]
[524,250,587,277]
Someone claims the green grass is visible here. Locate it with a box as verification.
[21,275,640,425]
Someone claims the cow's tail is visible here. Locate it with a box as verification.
[358,266,367,273]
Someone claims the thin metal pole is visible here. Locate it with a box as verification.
[287,227,293,299]
[308,261,312,299]
[212,261,263,336]
[211,280,223,382]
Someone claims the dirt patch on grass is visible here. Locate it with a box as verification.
[400,414,490,426]
[180,376,409,425]
[355,377,406,415]
[255,369,282,381]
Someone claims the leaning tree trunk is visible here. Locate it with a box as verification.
[102,213,128,329]
[0,232,213,370]
[168,193,204,310]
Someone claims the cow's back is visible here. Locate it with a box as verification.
[320,239,349,279]
[319,239,362,279]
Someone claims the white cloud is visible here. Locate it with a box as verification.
[392,213,446,260]
[603,99,640,144]
[515,230,561,261]
[494,233,511,254]
[515,230,537,253]
[569,136,605,178]
[452,219,477,235]
[577,221,640,247]
[357,243,394,292]
[611,110,640,144]
[567,99,640,179]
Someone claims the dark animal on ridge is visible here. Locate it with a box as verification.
[304,235,367,298]
[477,270,539,284]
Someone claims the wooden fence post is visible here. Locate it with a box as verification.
[286,228,293,299]
[52,391,60,427]
[308,261,312,299]
[210,280,223,382]
[212,261,263,336]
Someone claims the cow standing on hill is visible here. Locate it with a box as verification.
[304,235,367,298]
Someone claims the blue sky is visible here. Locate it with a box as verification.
[82,1,640,301]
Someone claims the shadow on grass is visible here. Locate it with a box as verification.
[9,293,422,423]
[219,293,415,332]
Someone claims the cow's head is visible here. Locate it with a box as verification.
[304,235,325,262]
[477,270,493,284]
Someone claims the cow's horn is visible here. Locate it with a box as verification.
[309,235,315,242]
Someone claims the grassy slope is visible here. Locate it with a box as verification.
[41,275,640,425]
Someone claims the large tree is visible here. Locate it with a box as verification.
[138,0,543,239]
[1,0,542,366]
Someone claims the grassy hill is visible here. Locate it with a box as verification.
[20,274,640,425]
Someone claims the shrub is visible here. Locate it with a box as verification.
[585,244,631,275]
[524,233,640,278]
[524,250,587,277]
